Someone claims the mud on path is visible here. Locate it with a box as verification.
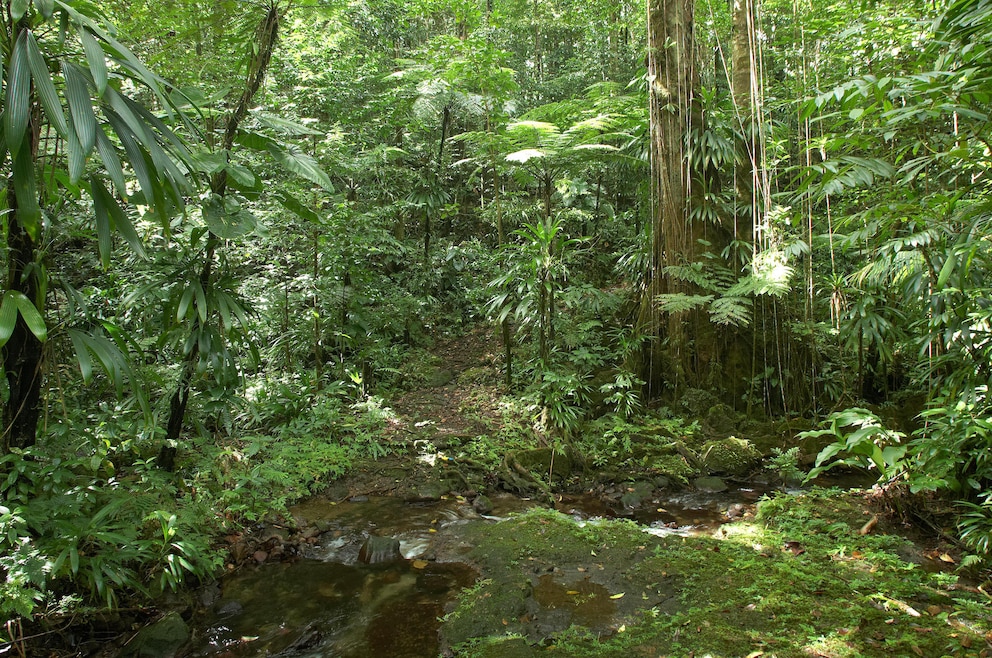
[385,325,506,441]
[325,326,507,501]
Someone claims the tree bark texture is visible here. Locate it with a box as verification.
[732,0,757,248]
[636,0,702,395]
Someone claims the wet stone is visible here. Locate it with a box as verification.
[358,535,403,564]
[473,494,494,515]
[693,476,728,492]
[122,611,189,658]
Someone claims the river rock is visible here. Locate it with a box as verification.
[620,481,656,509]
[693,476,728,492]
[410,478,452,501]
[123,611,189,658]
[700,437,762,476]
[261,525,290,544]
[358,535,403,564]
[472,494,494,515]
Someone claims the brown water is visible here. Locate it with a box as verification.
[182,475,873,657]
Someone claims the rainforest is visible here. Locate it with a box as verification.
[1,0,991,655]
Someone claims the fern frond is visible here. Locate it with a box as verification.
[655,293,714,314]
[710,296,752,326]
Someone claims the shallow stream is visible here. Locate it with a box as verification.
[181,477,868,657]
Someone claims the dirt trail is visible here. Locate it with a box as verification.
[385,325,505,441]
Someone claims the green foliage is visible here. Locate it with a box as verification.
[0,445,221,619]
[803,408,907,482]
[766,447,805,487]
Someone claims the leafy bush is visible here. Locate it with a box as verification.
[801,407,906,482]
[0,447,221,621]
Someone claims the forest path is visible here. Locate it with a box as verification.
[384,324,506,443]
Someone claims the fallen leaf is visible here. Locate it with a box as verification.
[610,592,625,599]
[939,553,956,564]
[566,590,580,595]
[745,652,764,658]
[617,624,626,633]
[411,559,429,569]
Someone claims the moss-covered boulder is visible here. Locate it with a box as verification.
[703,402,738,438]
[700,437,762,476]
[123,612,189,658]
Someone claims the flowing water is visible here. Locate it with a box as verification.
[182,475,872,657]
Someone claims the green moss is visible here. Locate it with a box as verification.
[700,436,763,476]
[443,491,992,658]
[650,453,696,484]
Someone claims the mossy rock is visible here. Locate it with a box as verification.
[676,388,720,417]
[123,612,189,657]
[508,448,576,481]
[700,437,762,476]
[703,403,738,438]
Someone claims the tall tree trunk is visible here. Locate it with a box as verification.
[732,0,758,249]
[634,0,701,396]
[161,4,281,464]
[2,185,44,452]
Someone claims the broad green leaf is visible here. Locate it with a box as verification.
[177,284,195,322]
[193,282,207,323]
[11,138,42,240]
[937,252,957,289]
[107,111,160,212]
[234,130,277,152]
[0,293,18,347]
[93,178,145,258]
[65,124,86,184]
[80,28,108,95]
[25,31,68,137]
[274,191,321,223]
[10,0,30,21]
[63,61,97,155]
[10,292,46,343]
[202,193,257,239]
[267,142,334,192]
[5,31,31,157]
[90,177,113,267]
[36,0,54,17]
[95,129,127,197]
[68,329,94,383]
[226,163,259,190]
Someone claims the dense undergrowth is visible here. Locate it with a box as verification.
[0,392,396,627]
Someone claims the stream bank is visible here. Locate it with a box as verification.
[167,479,991,658]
